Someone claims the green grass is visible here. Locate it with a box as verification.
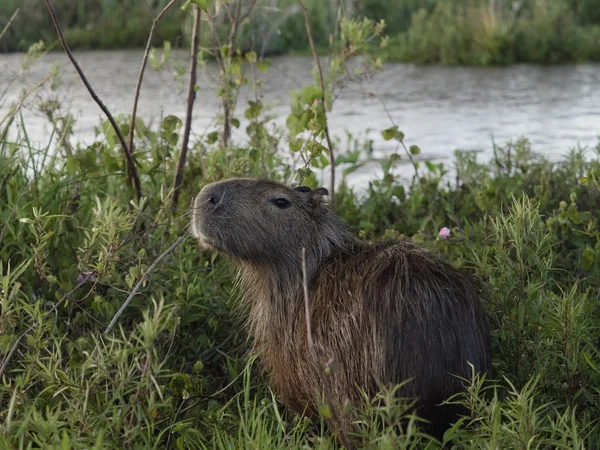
[1,110,600,447]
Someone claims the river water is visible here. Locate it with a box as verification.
[1,50,599,187]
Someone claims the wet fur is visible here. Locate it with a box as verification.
[192,178,491,439]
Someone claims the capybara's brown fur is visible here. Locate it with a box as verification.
[191,177,491,438]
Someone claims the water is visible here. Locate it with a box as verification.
[1,50,599,187]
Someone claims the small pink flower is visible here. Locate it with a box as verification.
[313,98,319,105]
[439,227,451,239]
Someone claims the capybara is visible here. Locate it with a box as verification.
[191,177,491,439]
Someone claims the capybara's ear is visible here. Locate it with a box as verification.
[294,186,312,193]
[308,187,328,211]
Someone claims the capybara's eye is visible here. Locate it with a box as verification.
[270,198,291,209]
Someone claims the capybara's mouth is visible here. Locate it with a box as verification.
[191,206,223,252]
[195,229,220,250]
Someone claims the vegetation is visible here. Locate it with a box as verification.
[385,0,600,65]
[1,1,600,448]
[2,0,600,65]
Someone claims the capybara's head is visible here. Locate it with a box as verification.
[191,178,351,265]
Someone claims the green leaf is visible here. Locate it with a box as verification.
[318,404,332,419]
[257,59,271,73]
[409,145,421,155]
[244,51,257,63]
[206,131,219,144]
[230,61,241,75]
[307,141,328,157]
[161,115,183,133]
[191,0,210,12]
[443,417,466,442]
[392,185,405,200]
[285,115,303,137]
[295,167,313,183]
[101,120,117,146]
[579,247,595,270]
[289,138,303,152]
[66,156,78,174]
[381,125,404,141]
[193,361,204,373]
[301,85,322,105]
[231,117,240,129]
[381,157,392,174]
[582,352,600,373]
[244,101,262,120]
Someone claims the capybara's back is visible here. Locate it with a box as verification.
[191,178,491,439]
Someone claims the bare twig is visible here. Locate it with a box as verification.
[297,0,336,211]
[43,0,143,201]
[0,273,93,379]
[301,248,353,450]
[211,0,259,150]
[104,233,189,334]
[259,5,298,60]
[0,8,19,42]
[172,5,201,209]
[371,92,421,181]
[128,0,178,174]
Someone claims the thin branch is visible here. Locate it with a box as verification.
[43,0,143,201]
[297,0,336,211]
[216,0,259,150]
[104,233,189,334]
[227,0,243,50]
[0,274,93,379]
[0,8,19,42]
[172,5,201,209]
[128,0,178,179]
[301,248,354,450]
[228,0,258,50]
[239,0,259,25]
[371,92,421,181]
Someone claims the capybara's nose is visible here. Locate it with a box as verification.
[199,183,223,207]
[208,188,221,205]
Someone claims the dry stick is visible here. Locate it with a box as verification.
[0,274,93,379]
[104,233,188,335]
[301,248,354,450]
[297,0,336,211]
[172,5,201,209]
[128,0,178,172]
[43,0,142,201]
